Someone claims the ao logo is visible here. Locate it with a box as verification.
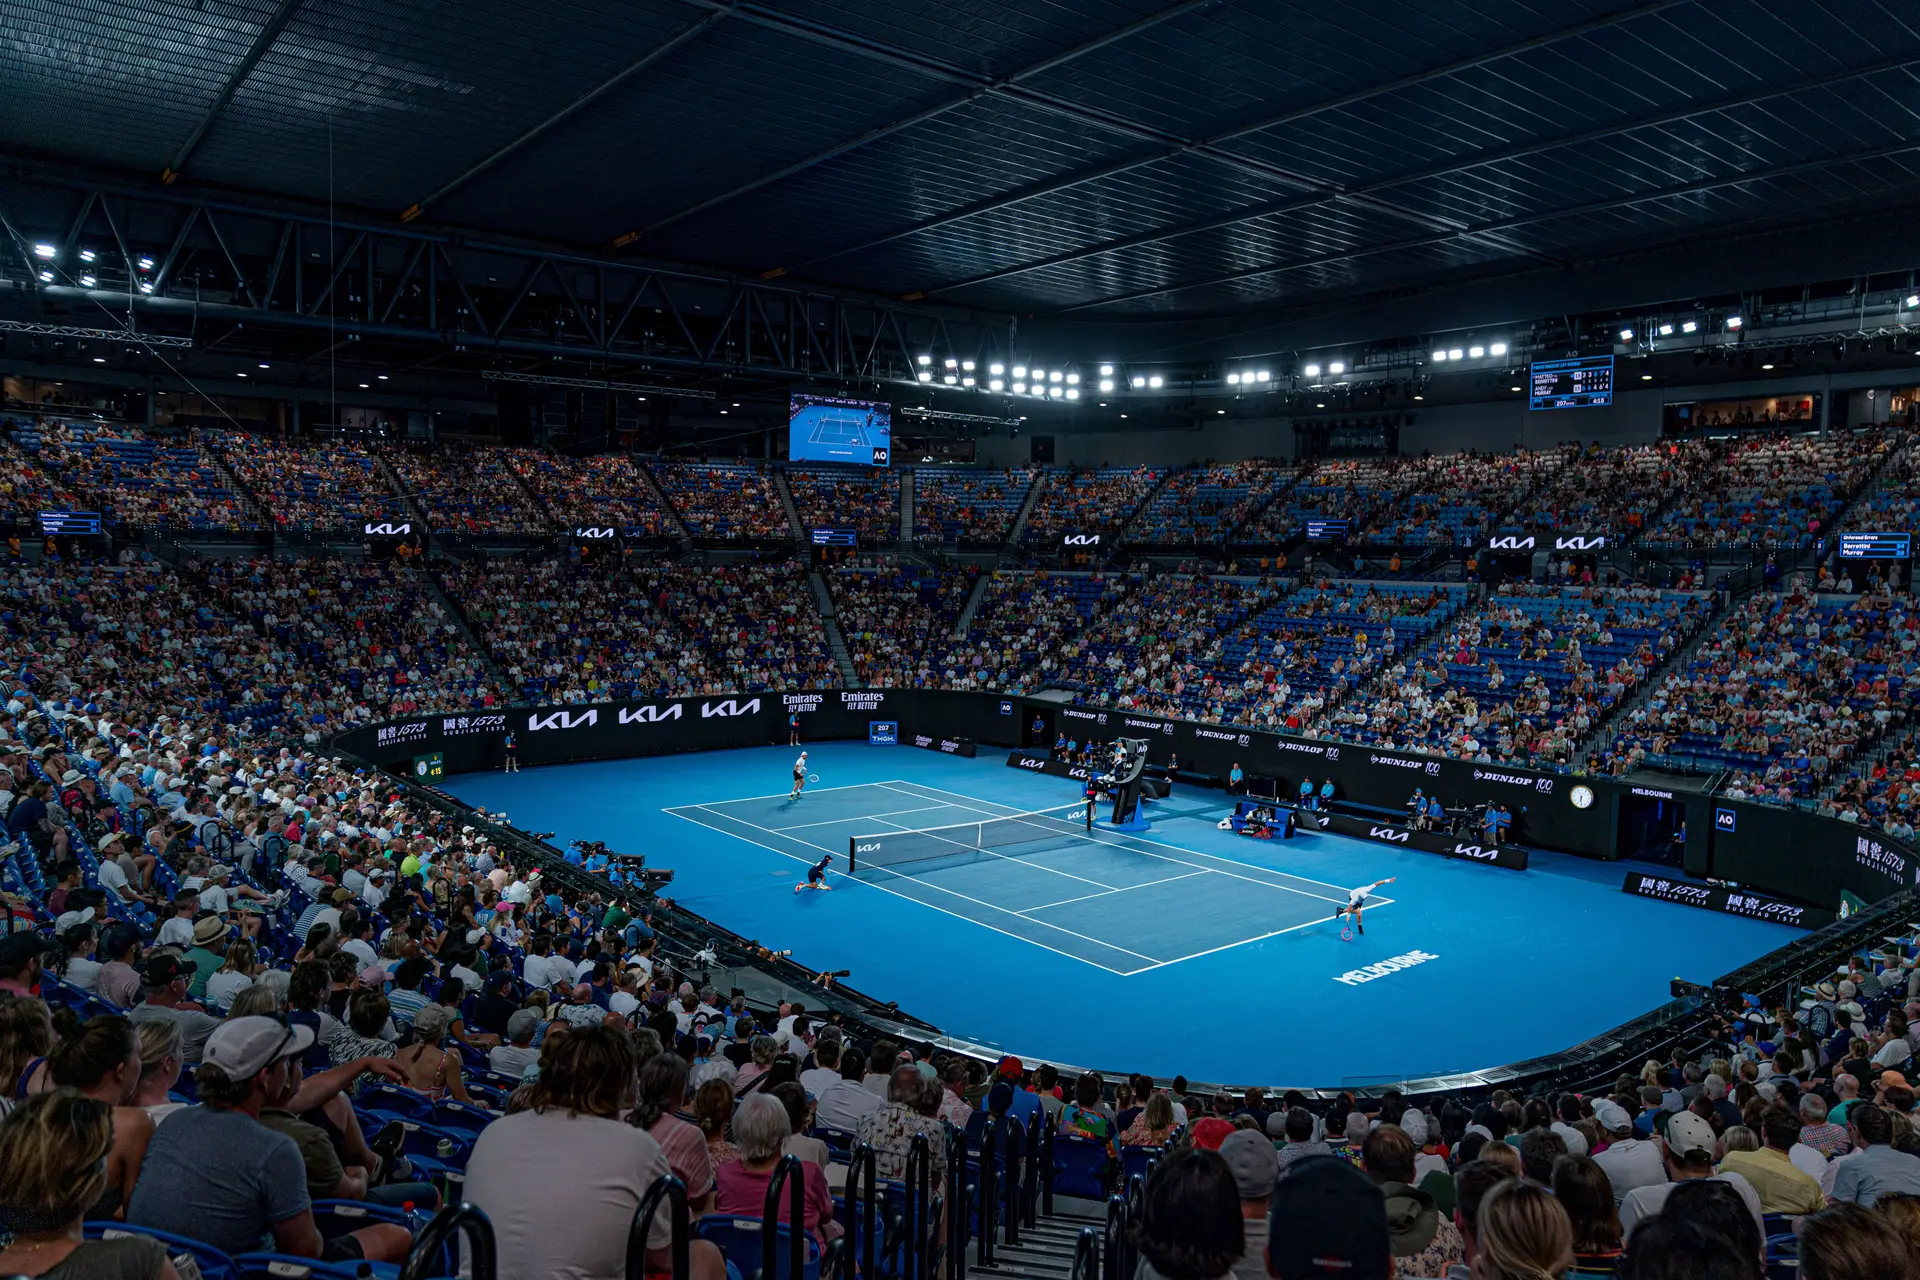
[1368,827,1409,843]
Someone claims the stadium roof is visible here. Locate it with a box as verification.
[5,0,1920,323]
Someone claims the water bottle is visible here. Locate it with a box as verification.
[436,1137,454,1160]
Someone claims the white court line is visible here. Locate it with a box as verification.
[684,780,900,807]
[665,806,1160,972]
[878,780,1354,904]
[1126,899,1398,972]
[769,804,955,832]
[1018,870,1209,914]
[860,812,1119,891]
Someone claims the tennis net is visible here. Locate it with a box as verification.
[848,802,1092,873]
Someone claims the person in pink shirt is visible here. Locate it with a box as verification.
[715,1094,840,1248]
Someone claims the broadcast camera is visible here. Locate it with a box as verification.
[526,830,556,842]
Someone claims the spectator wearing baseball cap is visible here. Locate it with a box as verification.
[1618,1110,1765,1244]
[126,953,220,1064]
[1219,1129,1280,1280]
[1362,1123,1464,1278]
[490,1007,542,1078]
[125,1016,411,1264]
[1590,1099,1665,1205]
[1266,1156,1390,1280]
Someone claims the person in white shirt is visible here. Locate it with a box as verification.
[815,1054,886,1133]
[800,1038,846,1099]
[488,1009,543,1078]
[154,890,199,950]
[521,938,564,992]
[1619,1112,1765,1244]
[1590,1099,1667,1204]
[1551,1095,1591,1156]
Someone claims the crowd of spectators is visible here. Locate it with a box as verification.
[1050,573,1287,716]
[1328,586,1706,767]
[648,462,788,541]
[1605,580,1914,794]
[1021,466,1167,544]
[786,466,899,544]
[1243,457,1415,543]
[1368,451,1565,548]
[1130,461,1295,546]
[923,570,1142,692]
[829,563,975,687]
[12,419,258,530]
[912,468,1036,545]
[206,434,397,532]
[1498,442,1711,541]
[511,452,673,539]
[385,445,548,535]
[0,428,85,522]
[1640,430,1895,551]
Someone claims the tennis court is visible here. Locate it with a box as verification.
[666,779,1390,975]
[796,405,879,450]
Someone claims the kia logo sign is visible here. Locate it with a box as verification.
[1063,534,1101,546]
[1554,535,1607,551]
[528,709,597,731]
[1487,535,1535,551]
[618,704,682,724]
[855,843,879,853]
[1017,758,1045,770]
[701,699,761,718]
[1452,843,1496,860]
[1367,827,1410,843]
[574,526,615,539]
[364,521,412,536]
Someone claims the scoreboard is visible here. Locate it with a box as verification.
[38,510,103,535]
[1838,532,1911,560]
[809,528,858,547]
[1304,520,1349,541]
[1529,355,1614,411]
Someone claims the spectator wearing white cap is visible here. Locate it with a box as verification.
[125,1015,412,1264]
[1618,1110,1764,1243]
[1589,1099,1664,1205]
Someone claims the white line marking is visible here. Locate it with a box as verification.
[769,804,955,831]
[859,813,1118,890]
[664,806,1155,972]
[878,780,1354,903]
[1124,900,1399,972]
[1017,871,1209,914]
[672,780,900,808]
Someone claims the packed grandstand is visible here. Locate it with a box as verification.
[0,412,1917,1280]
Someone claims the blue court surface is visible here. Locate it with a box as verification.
[444,741,1802,1083]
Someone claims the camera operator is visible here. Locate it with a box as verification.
[1406,787,1427,830]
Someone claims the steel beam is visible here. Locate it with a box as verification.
[161,0,306,183]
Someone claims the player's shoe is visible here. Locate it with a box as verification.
[1358,924,1365,935]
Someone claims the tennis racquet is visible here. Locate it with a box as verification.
[808,773,819,783]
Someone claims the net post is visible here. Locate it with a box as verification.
[847,835,857,873]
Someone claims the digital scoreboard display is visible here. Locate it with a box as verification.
[1529,355,1614,410]
[1838,532,1911,560]
[809,528,858,547]
[1305,520,1349,541]
[790,394,891,466]
[38,510,103,535]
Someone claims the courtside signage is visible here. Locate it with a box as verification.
[1335,950,1439,986]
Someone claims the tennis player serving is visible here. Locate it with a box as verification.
[796,853,834,893]
[1333,877,1395,936]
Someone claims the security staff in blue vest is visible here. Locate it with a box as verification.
[1318,779,1335,808]
[1425,794,1445,830]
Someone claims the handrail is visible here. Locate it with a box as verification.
[627,1173,689,1280]
[975,1116,998,1269]
[1102,1193,1129,1280]
[1039,1116,1055,1219]
[1022,1110,1043,1228]
[764,1154,808,1280]
[844,1143,878,1280]
[946,1126,968,1280]
[399,1201,495,1280]
[904,1131,934,1280]
[1002,1114,1023,1247]
[1071,1227,1101,1280]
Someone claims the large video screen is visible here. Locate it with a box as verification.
[789,394,891,466]
[1529,355,1614,410]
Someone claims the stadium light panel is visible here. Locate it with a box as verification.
[1013,365,1028,378]
[1431,350,1447,361]
[1049,370,1063,383]
[1681,321,1697,333]
[917,371,933,382]
[962,360,975,371]
[1489,342,1508,356]
[1048,386,1063,398]
[1908,295,1920,308]
[32,243,55,259]
[1304,363,1321,377]
[989,363,1005,375]
[1445,349,1462,361]
[1099,379,1114,391]
[94,356,105,363]
[1065,388,1078,400]
[1100,364,1114,375]
[1329,361,1346,374]
[138,282,153,294]
[1226,373,1241,384]
[1011,381,1026,393]
[79,249,96,263]
[37,270,52,283]
[1255,370,1269,382]
[1066,372,1080,385]
[78,274,95,287]
[259,362,271,369]
[962,376,975,386]
[943,374,957,384]
[1725,316,1742,330]
[918,354,932,365]
[990,379,1004,391]
[1619,328,1634,341]
[1148,375,1163,388]
[1469,345,1485,358]
[944,358,958,369]
[137,256,154,271]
